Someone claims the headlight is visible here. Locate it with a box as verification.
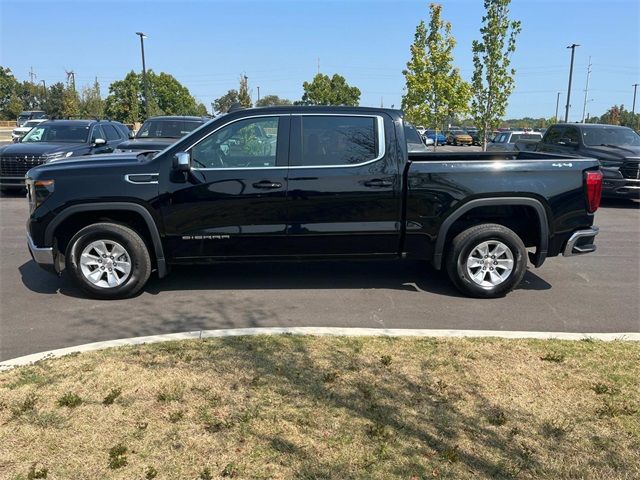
[45,151,74,162]
[32,179,55,210]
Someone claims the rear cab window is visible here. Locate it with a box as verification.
[102,124,121,141]
[292,115,381,167]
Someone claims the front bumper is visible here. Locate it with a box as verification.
[0,176,27,188]
[563,226,599,256]
[602,178,640,198]
[27,233,55,273]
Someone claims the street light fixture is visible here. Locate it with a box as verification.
[136,32,149,118]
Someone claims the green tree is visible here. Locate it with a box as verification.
[5,92,23,119]
[104,70,204,123]
[62,86,80,118]
[213,89,240,114]
[0,66,20,118]
[255,95,292,107]
[43,82,66,118]
[471,0,522,150]
[104,72,141,123]
[238,75,252,108]
[401,4,470,149]
[301,73,360,106]
[79,78,105,118]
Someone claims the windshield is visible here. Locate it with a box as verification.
[582,127,640,147]
[18,114,29,122]
[451,130,466,135]
[23,120,42,128]
[136,119,203,139]
[21,124,90,143]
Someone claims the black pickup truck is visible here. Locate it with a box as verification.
[25,106,602,299]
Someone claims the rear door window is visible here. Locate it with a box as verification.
[294,115,378,166]
[102,124,121,141]
[543,126,564,144]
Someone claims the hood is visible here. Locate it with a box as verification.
[581,145,640,161]
[26,152,144,179]
[117,138,176,151]
[0,142,83,157]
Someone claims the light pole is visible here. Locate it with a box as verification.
[564,43,580,123]
[136,32,149,118]
[257,86,260,103]
[581,56,592,123]
[555,92,561,123]
[632,84,639,116]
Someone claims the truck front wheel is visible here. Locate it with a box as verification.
[445,223,527,298]
[65,222,151,299]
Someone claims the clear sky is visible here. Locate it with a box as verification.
[1,0,638,121]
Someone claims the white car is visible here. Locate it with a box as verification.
[12,119,48,142]
[486,130,543,152]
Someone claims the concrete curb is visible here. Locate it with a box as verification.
[1,327,639,371]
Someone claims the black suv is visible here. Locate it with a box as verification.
[0,119,130,191]
[115,116,208,153]
[536,123,640,199]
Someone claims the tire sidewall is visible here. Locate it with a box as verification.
[453,230,526,298]
[66,224,149,299]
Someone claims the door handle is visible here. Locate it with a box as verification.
[364,179,393,188]
[252,180,282,189]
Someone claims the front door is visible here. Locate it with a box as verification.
[284,114,401,256]
[161,115,290,259]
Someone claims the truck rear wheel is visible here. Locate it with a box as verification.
[65,222,151,299]
[445,223,527,298]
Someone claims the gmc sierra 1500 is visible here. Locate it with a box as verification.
[25,106,602,299]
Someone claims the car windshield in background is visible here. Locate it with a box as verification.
[510,133,542,141]
[451,130,466,135]
[582,127,640,147]
[21,125,89,143]
[23,120,41,128]
[17,115,29,123]
[137,120,202,139]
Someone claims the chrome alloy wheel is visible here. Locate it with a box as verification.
[466,240,514,288]
[79,240,132,288]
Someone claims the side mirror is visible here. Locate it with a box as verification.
[174,151,191,172]
[93,138,106,146]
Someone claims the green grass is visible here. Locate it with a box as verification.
[0,336,638,479]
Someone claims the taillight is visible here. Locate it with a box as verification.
[585,170,602,213]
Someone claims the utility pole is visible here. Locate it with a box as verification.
[555,92,561,122]
[317,57,320,75]
[136,32,149,118]
[632,83,639,116]
[65,70,76,91]
[40,80,47,99]
[564,43,580,123]
[28,67,36,83]
[380,96,383,108]
[257,86,260,103]
[581,56,592,123]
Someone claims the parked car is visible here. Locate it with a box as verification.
[466,129,481,146]
[424,129,446,145]
[11,118,47,142]
[16,110,47,127]
[114,116,208,153]
[415,125,426,135]
[0,119,130,191]
[536,123,640,199]
[25,106,601,300]
[446,130,473,146]
[487,131,543,152]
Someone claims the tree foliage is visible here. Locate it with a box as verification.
[213,89,240,115]
[300,73,360,106]
[238,75,252,108]
[590,105,640,129]
[255,95,292,107]
[79,78,105,119]
[471,0,521,150]
[104,70,205,123]
[401,4,470,148]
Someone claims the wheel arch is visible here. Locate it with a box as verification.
[432,197,549,270]
[45,202,167,278]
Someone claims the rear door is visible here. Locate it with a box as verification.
[284,113,401,256]
[160,114,290,259]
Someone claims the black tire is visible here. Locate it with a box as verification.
[445,223,527,298]
[65,222,151,299]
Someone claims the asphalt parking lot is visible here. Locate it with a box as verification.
[1,171,639,362]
